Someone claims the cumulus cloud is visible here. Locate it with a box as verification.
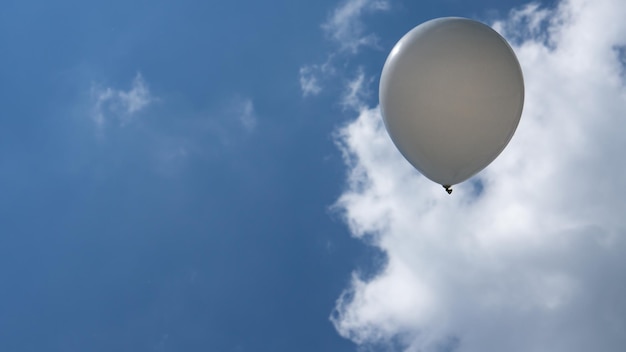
[90,73,154,127]
[332,0,626,351]
[322,0,390,53]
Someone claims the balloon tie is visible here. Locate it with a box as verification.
[443,185,452,194]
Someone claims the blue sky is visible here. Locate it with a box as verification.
[1,0,625,351]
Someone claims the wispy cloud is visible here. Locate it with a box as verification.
[299,66,323,97]
[332,0,626,351]
[299,55,335,97]
[298,0,389,97]
[90,73,154,127]
[236,98,257,132]
[322,0,390,53]
[150,95,258,177]
[198,95,259,148]
[340,67,372,111]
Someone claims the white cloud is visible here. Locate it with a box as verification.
[90,73,154,127]
[299,66,323,97]
[299,55,336,97]
[341,67,372,111]
[332,1,626,351]
[236,98,257,132]
[299,0,389,97]
[322,0,390,53]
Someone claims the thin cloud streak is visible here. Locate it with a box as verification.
[237,98,257,132]
[341,67,371,111]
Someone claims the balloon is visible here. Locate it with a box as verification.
[379,17,524,193]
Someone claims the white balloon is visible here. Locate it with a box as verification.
[380,17,524,192]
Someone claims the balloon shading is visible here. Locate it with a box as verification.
[379,17,524,193]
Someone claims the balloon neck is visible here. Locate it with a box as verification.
[443,185,453,194]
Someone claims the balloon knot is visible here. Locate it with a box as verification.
[443,185,452,194]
